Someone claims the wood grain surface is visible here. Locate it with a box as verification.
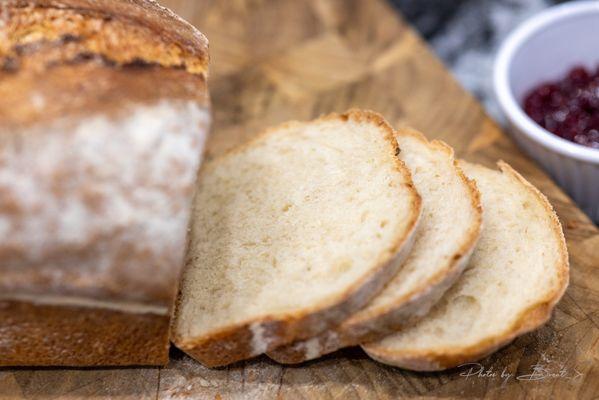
[1,0,598,399]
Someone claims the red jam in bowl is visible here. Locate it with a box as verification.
[523,65,599,149]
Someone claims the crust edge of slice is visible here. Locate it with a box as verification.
[361,160,570,371]
[171,109,423,367]
[266,127,483,364]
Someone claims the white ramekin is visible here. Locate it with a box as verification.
[494,1,599,223]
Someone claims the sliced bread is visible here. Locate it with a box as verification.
[362,161,569,371]
[267,128,482,363]
[172,110,422,367]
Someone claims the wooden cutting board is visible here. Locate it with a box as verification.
[1,0,598,399]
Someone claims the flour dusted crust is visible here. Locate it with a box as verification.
[0,101,210,305]
[0,0,210,366]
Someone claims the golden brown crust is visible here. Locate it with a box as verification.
[0,0,210,129]
[267,127,483,364]
[366,300,559,371]
[0,0,208,75]
[0,299,171,366]
[172,110,423,368]
[363,161,569,371]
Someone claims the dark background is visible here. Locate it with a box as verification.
[389,0,571,120]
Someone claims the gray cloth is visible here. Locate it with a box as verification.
[390,0,570,122]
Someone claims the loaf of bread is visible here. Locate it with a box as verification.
[0,0,210,366]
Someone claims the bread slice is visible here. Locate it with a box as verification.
[362,161,569,371]
[172,110,422,367]
[267,128,482,363]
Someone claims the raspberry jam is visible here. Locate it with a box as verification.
[523,65,599,149]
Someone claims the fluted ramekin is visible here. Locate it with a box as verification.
[494,1,599,223]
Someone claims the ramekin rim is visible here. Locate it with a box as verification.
[494,0,599,165]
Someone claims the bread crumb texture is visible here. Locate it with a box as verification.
[174,112,418,349]
[363,162,568,370]
[361,132,480,314]
[267,128,483,363]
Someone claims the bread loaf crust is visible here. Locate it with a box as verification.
[1,0,209,74]
[0,0,210,366]
[1,0,209,129]
[1,63,208,130]
[0,299,171,366]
